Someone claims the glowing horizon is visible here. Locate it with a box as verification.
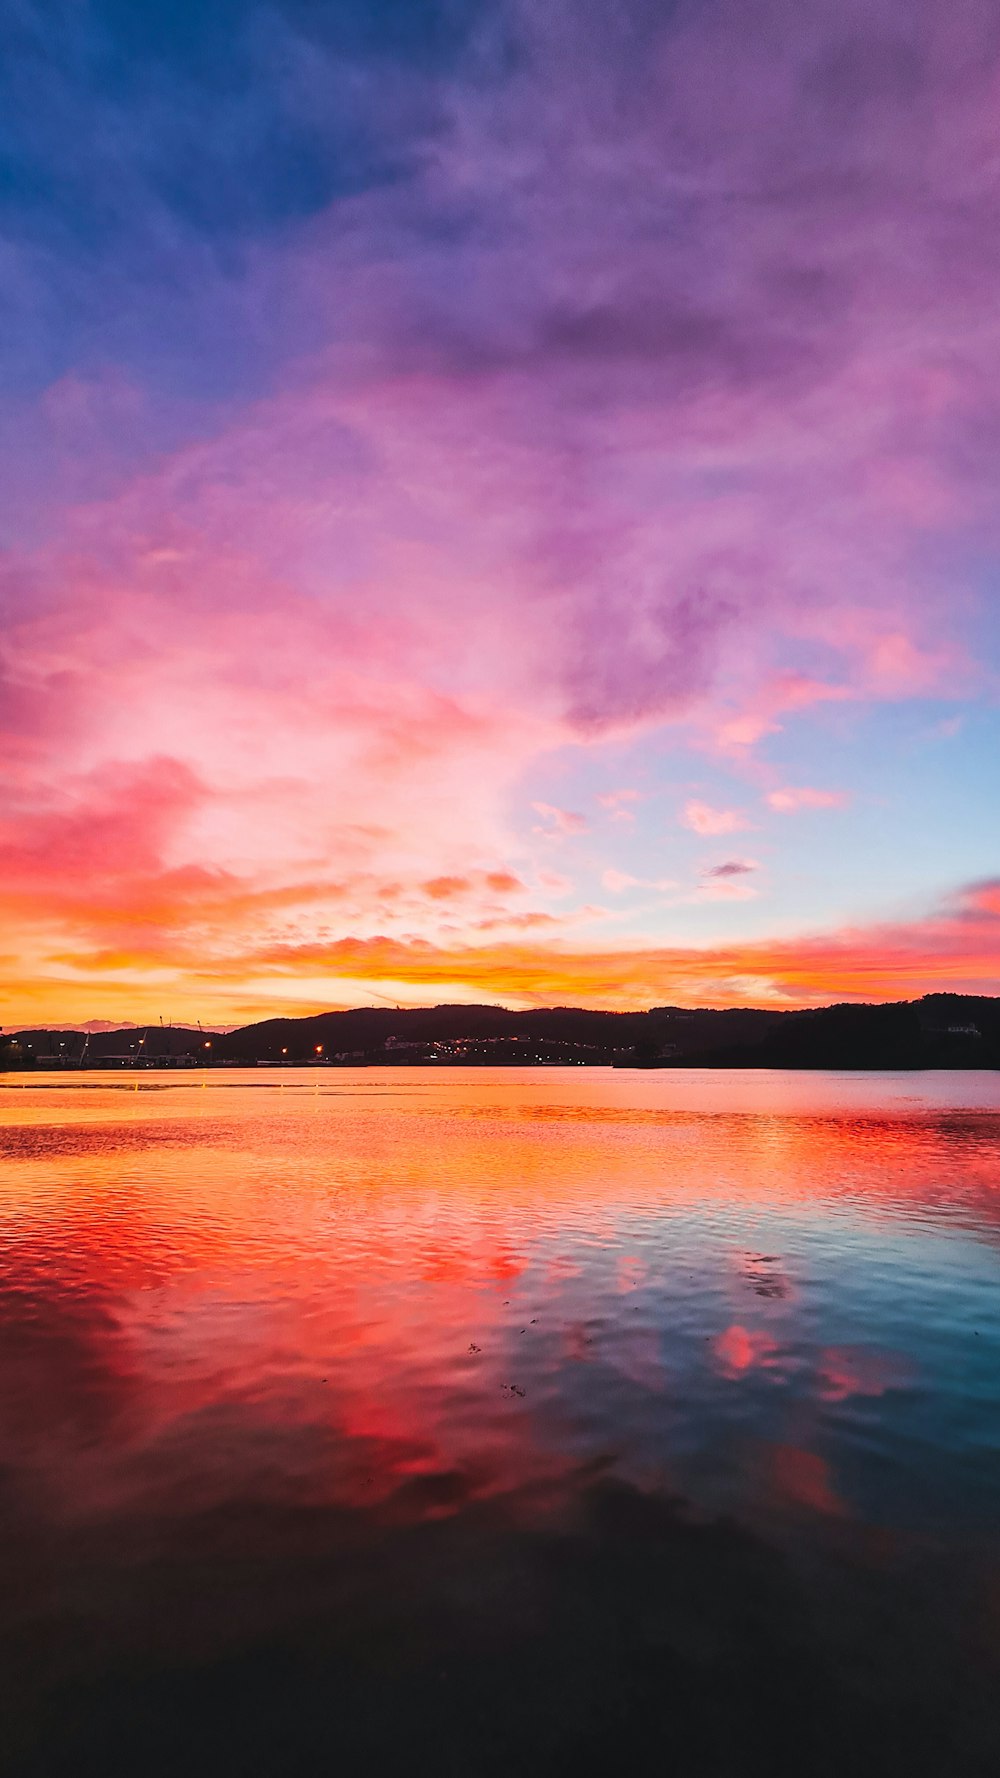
[2,0,999,1028]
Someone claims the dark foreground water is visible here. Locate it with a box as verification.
[1,1067,999,1777]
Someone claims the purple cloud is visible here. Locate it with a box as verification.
[705,860,759,878]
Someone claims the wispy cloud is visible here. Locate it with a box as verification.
[601,868,678,894]
[766,787,848,813]
[531,802,589,835]
[681,801,751,836]
[697,879,758,902]
[704,859,759,878]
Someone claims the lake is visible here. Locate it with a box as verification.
[1,1067,999,1776]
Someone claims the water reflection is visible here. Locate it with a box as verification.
[1,1068,999,1775]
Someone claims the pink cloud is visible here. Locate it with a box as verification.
[601,868,639,893]
[956,879,1000,918]
[714,675,852,753]
[597,788,641,807]
[766,787,848,813]
[537,870,573,896]
[601,868,678,894]
[715,713,781,750]
[531,802,589,835]
[697,878,757,902]
[681,800,750,836]
[597,789,642,821]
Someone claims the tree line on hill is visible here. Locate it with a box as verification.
[2,994,998,1069]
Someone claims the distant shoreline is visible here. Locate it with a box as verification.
[4,992,998,1074]
[2,1059,998,1076]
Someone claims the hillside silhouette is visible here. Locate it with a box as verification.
[3,994,998,1069]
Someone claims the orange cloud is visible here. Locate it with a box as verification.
[5,871,1000,1025]
[422,876,471,900]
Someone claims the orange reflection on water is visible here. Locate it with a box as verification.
[0,1065,998,1548]
[712,1324,783,1378]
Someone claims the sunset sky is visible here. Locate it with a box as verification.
[2,0,999,1026]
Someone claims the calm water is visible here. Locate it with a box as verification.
[1,1067,999,1777]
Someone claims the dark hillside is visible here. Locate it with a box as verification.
[657,996,1000,1070]
[3,996,996,1069]
[214,1003,782,1063]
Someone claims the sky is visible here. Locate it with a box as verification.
[2,0,999,1027]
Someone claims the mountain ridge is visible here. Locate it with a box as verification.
[3,993,998,1069]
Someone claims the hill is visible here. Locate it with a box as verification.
[2,995,997,1069]
[212,1002,779,1065]
[3,1025,210,1065]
